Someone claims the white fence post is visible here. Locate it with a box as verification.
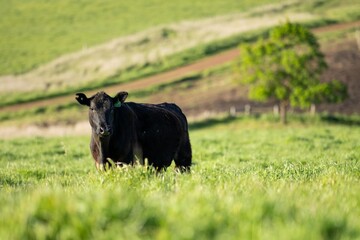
[310,104,316,116]
[229,106,236,117]
[273,105,279,116]
[244,104,251,116]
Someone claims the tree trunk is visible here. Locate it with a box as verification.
[280,101,288,124]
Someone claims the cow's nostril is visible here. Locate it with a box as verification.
[99,127,112,136]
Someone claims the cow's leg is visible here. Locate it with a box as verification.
[147,156,172,172]
[174,137,192,173]
[146,149,174,172]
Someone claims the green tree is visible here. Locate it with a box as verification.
[233,21,347,124]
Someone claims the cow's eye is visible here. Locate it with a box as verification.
[90,107,95,112]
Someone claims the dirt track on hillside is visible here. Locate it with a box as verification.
[1,20,359,113]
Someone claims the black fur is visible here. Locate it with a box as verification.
[76,91,192,172]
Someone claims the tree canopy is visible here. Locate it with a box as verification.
[234,21,347,123]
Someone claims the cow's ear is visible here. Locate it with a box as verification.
[75,93,90,106]
[114,91,128,106]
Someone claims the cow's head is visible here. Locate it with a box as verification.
[75,91,128,137]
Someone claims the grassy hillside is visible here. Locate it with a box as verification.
[0,13,312,106]
[0,118,359,239]
[1,0,359,108]
[0,0,281,76]
[1,29,358,128]
[1,0,359,77]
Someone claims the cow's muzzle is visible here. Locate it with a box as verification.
[99,127,112,137]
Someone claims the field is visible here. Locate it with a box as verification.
[1,1,360,238]
[1,117,359,239]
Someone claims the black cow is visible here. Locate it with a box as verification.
[75,91,192,172]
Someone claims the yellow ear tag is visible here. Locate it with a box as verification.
[114,101,122,108]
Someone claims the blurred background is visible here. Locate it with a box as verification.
[0,0,359,137]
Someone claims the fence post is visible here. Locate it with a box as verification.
[273,105,279,116]
[310,104,316,116]
[244,104,251,116]
[229,106,236,117]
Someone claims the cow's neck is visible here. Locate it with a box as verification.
[112,104,137,158]
[112,104,132,141]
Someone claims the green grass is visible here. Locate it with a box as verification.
[0,118,359,239]
[0,0,282,76]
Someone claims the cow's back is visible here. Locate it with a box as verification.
[126,102,188,131]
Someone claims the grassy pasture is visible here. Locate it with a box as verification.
[0,117,359,239]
